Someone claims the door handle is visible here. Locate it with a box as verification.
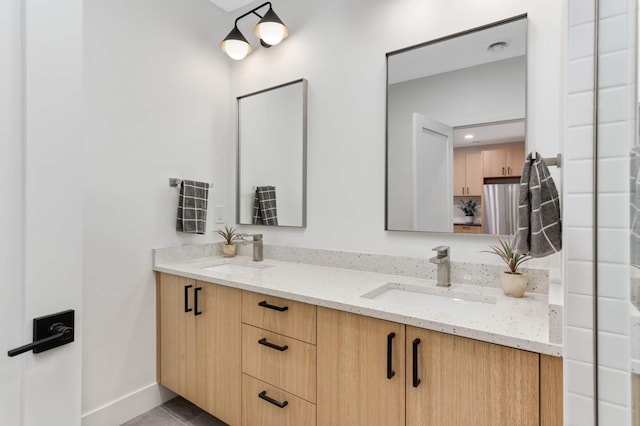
[387,332,396,379]
[7,310,74,357]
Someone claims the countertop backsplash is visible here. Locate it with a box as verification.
[154,242,550,294]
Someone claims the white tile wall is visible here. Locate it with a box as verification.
[564,1,597,423]
[594,0,634,423]
[565,0,635,423]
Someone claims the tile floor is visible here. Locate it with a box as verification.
[121,396,228,426]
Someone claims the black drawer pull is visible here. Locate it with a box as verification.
[258,391,288,408]
[184,285,193,313]
[258,300,289,312]
[387,332,396,379]
[412,338,421,388]
[258,338,288,352]
[194,287,202,316]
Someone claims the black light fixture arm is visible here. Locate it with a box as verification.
[234,2,272,28]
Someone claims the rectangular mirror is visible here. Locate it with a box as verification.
[237,79,307,227]
[386,16,527,235]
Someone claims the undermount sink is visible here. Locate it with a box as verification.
[361,282,496,316]
[201,261,271,275]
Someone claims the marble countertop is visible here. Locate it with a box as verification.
[154,255,562,357]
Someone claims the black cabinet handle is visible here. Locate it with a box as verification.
[184,285,193,313]
[387,332,396,379]
[258,391,288,408]
[258,338,288,352]
[412,338,421,388]
[258,300,288,312]
[194,287,202,316]
[508,166,511,175]
[502,166,505,175]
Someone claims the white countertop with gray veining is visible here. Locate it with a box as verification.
[154,254,562,357]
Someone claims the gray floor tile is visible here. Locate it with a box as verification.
[161,397,204,422]
[187,412,228,426]
[121,407,184,426]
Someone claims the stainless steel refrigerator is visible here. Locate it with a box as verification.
[483,183,520,235]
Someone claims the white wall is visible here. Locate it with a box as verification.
[229,0,564,269]
[82,0,231,424]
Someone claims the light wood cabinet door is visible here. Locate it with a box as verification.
[406,326,539,426]
[453,153,466,196]
[482,149,507,178]
[465,153,483,195]
[454,153,483,196]
[158,273,197,401]
[196,281,241,425]
[506,146,525,177]
[157,273,241,426]
[540,354,563,426]
[317,307,405,426]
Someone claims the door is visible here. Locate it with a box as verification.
[1,0,82,424]
[317,307,405,426]
[406,327,539,426]
[412,113,453,232]
[482,149,507,177]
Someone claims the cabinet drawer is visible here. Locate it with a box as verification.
[242,324,317,402]
[454,224,483,234]
[242,290,316,344]
[242,374,316,426]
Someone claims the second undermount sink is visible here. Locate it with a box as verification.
[201,261,271,275]
[361,282,496,316]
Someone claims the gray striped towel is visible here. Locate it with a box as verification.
[514,152,561,257]
[176,180,209,234]
[252,186,278,226]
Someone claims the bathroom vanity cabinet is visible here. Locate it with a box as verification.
[156,273,562,426]
[156,273,241,426]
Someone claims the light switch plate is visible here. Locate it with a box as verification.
[215,206,225,224]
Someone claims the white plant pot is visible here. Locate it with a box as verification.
[500,272,528,298]
[464,215,475,224]
[223,244,237,258]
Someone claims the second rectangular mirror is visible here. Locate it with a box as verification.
[386,16,527,236]
[237,79,307,228]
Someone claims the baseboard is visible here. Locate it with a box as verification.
[81,383,175,426]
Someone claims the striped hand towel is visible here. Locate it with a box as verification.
[514,153,561,257]
[252,186,279,226]
[176,180,209,234]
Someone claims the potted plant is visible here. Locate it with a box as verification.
[482,237,532,297]
[216,225,239,257]
[456,199,479,224]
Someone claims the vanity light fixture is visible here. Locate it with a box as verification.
[220,2,288,61]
